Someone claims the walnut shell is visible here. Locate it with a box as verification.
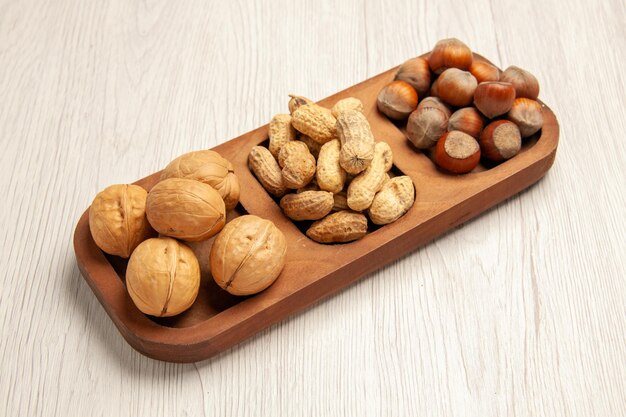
[88,184,154,258]
[126,237,200,317]
[146,178,225,242]
[210,215,287,296]
[160,150,240,211]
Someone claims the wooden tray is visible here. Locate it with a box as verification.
[73,54,559,363]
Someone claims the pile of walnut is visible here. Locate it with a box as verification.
[377,38,544,174]
[88,150,287,318]
[249,95,415,244]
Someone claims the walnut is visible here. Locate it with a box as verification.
[126,237,200,317]
[88,184,153,258]
[146,178,225,242]
[160,150,240,211]
[210,215,287,295]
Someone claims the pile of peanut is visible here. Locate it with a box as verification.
[249,95,415,244]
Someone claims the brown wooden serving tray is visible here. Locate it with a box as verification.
[74,54,559,363]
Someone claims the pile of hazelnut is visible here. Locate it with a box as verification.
[377,38,544,173]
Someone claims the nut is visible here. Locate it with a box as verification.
[280,144,316,189]
[434,131,481,174]
[395,57,431,96]
[306,211,368,243]
[406,106,449,149]
[288,94,314,114]
[369,176,415,225]
[89,184,154,258]
[500,66,540,100]
[316,139,346,193]
[292,103,337,144]
[347,141,393,211]
[298,134,322,158]
[277,141,309,168]
[336,110,376,175]
[332,191,349,211]
[479,120,522,161]
[280,191,334,220]
[448,107,485,138]
[507,98,544,137]
[331,97,364,118]
[473,81,516,119]
[126,237,200,317]
[428,38,473,74]
[377,80,418,120]
[416,96,452,118]
[160,150,240,211]
[268,114,296,158]
[210,215,287,295]
[146,178,225,241]
[248,145,287,197]
[469,60,501,83]
[436,68,478,107]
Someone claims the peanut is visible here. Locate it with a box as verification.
[298,134,322,158]
[292,103,337,145]
[347,141,393,211]
[248,146,287,197]
[316,139,346,193]
[278,141,309,168]
[268,114,296,158]
[280,191,334,221]
[306,211,368,243]
[281,145,316,189]
[288,94,314,114]
[332,191,349,211]
[369,176,415,225]
[296,179,319,193]
[336,110,376,175]
[331,97,364,118]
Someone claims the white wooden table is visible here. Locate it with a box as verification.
[1,0,625,415]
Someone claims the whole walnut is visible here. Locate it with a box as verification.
[126,237,200,317]
[146,178,226,242]
[89,184,154,258]
[210,215,287,296]
[160,150,240,211]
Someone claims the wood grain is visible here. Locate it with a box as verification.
[1,0,624,415]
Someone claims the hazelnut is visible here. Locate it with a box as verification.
[395,57,431,96]
[479,120,522,161]
[448,107,484,138]
[434,131,481,174]
[406,106,449,149]
[429,78,440,97]
[469,60,501,83]
[377,80,418,120]
[416,96,452,118]
[473,81,516,119]
[160,150,240,211]
[210,215,287,296]
[146,178,225,242]
[428,38,473,74]
[89,184,154,258]
[500,66,540,100]
[436,68,478,107]
[126,237,200,317]
[507,98,544,137]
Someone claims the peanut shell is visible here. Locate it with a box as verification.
[280,191,334,221]
[292,103,337,144]
[306,211,368,244]
[369,176,415,225]
[268,114,296,158]
[316,139,346,193]
[347,142,393,211]
[248,146,287,197]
